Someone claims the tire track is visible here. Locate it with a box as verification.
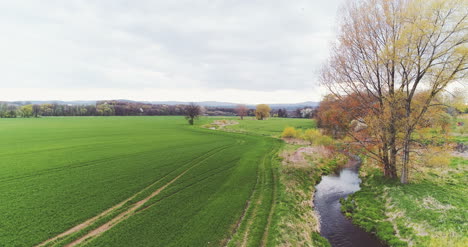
[226,143,279,247]
[240,149,270,247]
[260,148,279,247]
[136,158,240,213]
[36,145,230,247]
[63,145,232,247]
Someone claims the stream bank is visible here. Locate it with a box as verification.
[314,156,386,247]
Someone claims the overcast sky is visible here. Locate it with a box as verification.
[0,0,345,104]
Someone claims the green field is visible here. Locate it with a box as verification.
[0,116,316,246]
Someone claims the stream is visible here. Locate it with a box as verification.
[314,157,386,247]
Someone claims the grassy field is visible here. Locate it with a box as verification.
[201,116,315,137]
[0,116,295,246]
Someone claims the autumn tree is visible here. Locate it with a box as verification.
[316,94,363,138]
[255,104,271,120]
[321,0,467,183]
[235,104,248,120]
[185,103,201,125]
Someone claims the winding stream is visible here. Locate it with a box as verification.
[314,157,386,247]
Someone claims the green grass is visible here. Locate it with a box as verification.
[0,117,262,246]
[342,157,468,247]
[201,117,316,137]
[0,116,305,247]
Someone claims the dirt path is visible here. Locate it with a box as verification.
[36,146,228,247]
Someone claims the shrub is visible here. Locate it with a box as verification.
[303,129,334,146]
[281,127,298,138]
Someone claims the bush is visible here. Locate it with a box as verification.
[281,127,334,146]
[281,127,298,138]
[303,129,334,146]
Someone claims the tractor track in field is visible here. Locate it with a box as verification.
[226,144,278,247]
[261,151,278,247]
[1,149,160,183]
[36,145,231,247]
[136,158,240,213]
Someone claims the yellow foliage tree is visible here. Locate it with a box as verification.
[255,104,271,120]
[321,0,467,183]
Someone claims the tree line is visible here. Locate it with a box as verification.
[0,101,187,118]
[0,100,316,119]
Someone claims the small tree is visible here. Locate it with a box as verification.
[185,103,201,125]
[19,105,33,118]
[300,108,314,118]
[235,104,248,120]
[277,108,288,118]
[255,104,271,120]
[32,104,41,118]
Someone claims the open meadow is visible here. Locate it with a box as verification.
[0,116,313,247]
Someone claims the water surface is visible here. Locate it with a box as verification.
[314,158,386,247]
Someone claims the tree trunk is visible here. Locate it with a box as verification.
[382,147,397,178]
[401,133,410,184]
[388,123,398,179]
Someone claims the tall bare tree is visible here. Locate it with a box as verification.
[185,103,201,125]
[321,0,467,183]
[235,104,248,120]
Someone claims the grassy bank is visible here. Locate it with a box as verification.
[341,157,468,247]
[204,117,343,246]
[268,144,347,247]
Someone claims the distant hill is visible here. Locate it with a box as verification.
[5,100,318,109]
[149,101,319,109]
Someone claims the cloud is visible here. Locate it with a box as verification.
[0,0,344,102]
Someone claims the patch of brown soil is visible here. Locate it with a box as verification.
[451,151,468,159]
[213,120,239,127]
[281,146,332,168]
[282,138,310,145]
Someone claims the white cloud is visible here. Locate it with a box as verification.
[0,0,344,103]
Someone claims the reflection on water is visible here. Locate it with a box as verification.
[314,159,386,247]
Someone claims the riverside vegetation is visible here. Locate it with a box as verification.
[341,117,468,247]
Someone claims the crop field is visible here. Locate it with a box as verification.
[0,116,287,246]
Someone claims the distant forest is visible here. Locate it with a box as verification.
[0,100,316,118]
